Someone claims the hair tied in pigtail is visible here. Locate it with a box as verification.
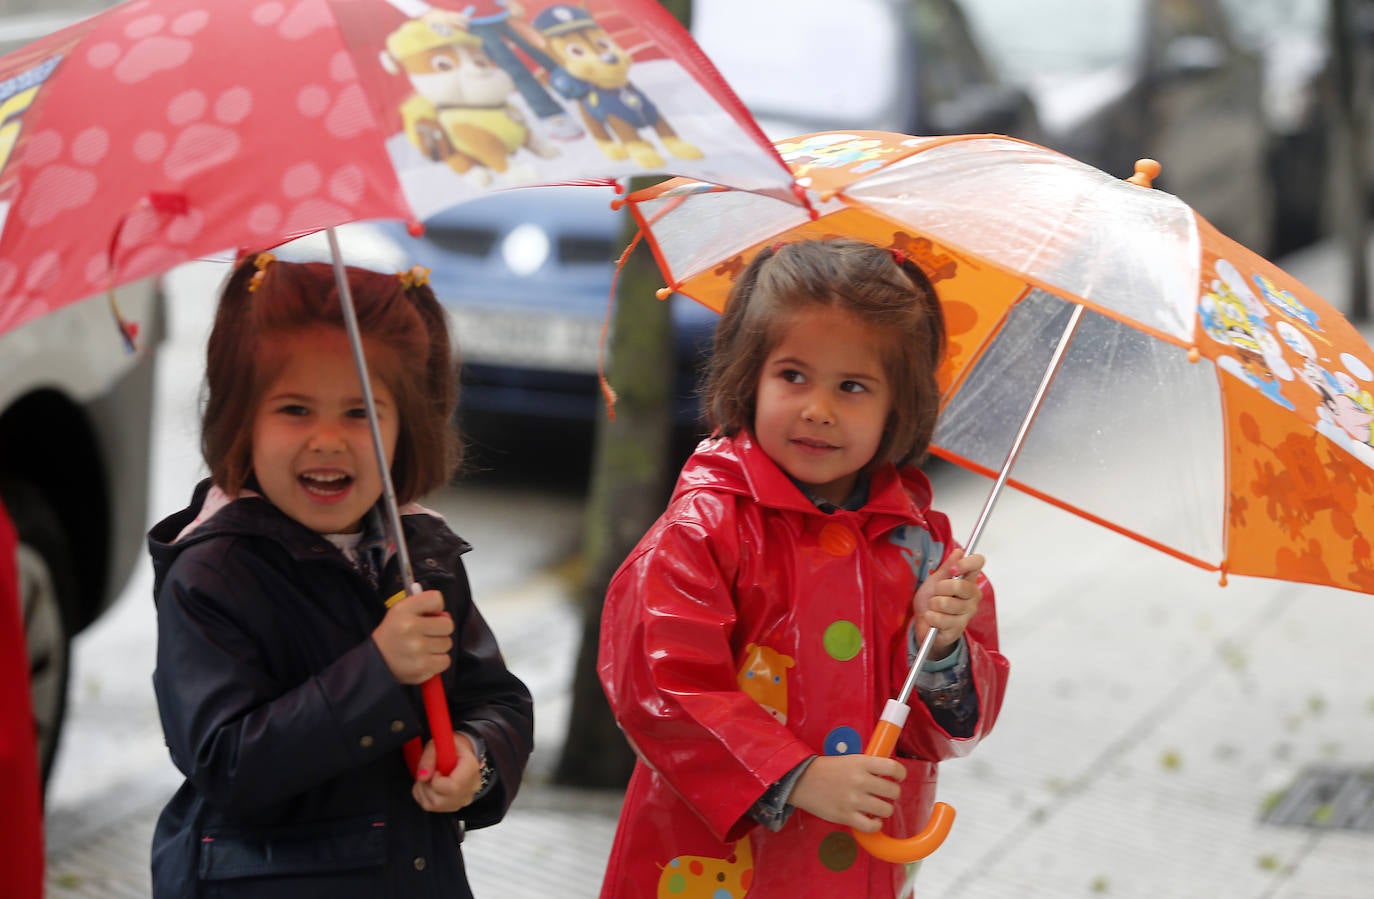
[890,247,907,266]
[247,252,276,293]
[398,265,430,289]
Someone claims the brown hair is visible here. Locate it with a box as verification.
[703,238,946,468]
[200,256,460,504]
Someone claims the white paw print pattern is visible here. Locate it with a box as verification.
[0,0,433,331]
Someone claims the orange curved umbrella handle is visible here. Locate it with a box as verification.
[849,701,957,863]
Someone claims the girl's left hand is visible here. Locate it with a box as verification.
[412,733,483,813]
[912,549,984,660]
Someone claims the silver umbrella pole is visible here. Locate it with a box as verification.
[326,227,416,591]
[899,302,1086,701]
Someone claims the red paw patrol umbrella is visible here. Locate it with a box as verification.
[0,0,799,775]
[623,129,1374,862]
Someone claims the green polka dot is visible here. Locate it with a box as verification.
[823,620,863,661]
[664,872,686,894]
[818,830,858,871]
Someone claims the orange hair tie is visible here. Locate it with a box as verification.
[247,252,276,293]
[398,265,430,289]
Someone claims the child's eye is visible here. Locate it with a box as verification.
[346,406,371,420]
[276,403,310,417]
[840,380,868,394]
[780,368,805,384]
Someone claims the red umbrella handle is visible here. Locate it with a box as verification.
[849,699,957,862]
[387,589,458,776]
[421,675,457,775]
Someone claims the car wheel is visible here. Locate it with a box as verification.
[0,479,75,789]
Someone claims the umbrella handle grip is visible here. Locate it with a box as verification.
[422,675,458,775]
[399,678,459,778]
[386,589,458,777]
[849,701,957,863]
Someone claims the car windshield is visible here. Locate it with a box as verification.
[692,0,903,128]
[959,0,1141,83]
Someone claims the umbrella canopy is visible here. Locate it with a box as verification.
[0,0,796,337]
[624,130,1374,598]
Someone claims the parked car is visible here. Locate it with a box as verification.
[0,0,164,791]
[376,0,1042,449]
[1221,0,1374,252]
[960,0,1277,253]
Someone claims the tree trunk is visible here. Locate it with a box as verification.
[554,0,694,789]
[1328,0,1370,322]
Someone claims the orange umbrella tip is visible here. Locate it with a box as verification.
[406,220,425,238]
[1126,159,1162,188]
[655,287,673,301]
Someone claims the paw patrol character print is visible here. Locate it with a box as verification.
[658,838,754,898]
[737,643,794,724]
[1200,259,1295,409]
[775,133,895,184]
[533,4,703,169]
[381,16,558,186]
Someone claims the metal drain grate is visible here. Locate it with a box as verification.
[1262,766,1374,831]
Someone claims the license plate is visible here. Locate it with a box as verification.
[445,307,604,373]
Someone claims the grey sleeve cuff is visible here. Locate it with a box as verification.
[749,756,816,832]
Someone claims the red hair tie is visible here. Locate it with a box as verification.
[890,247,907,266]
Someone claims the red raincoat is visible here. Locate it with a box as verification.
[598,434,1010,898]
[0,499,43,899]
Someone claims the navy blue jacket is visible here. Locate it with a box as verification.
[148,480,534,898]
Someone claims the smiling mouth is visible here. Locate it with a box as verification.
[299,471,353,496]
[792,437,838,452]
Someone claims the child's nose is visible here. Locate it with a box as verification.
[802,395,834,425]
[307,424,346,451]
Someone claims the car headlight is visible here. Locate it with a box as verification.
[501,223,551,276]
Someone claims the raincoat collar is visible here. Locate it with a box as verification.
[679,432,934,522]
[147,478,466,601]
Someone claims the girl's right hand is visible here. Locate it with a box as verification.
[372,589,454,685]
[789,754,906,832]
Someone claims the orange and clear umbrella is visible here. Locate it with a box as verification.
[623,129,1374,861]
[629,130,1374,597]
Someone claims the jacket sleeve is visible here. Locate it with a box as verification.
[893,515,1011,760]
[598,495,814,842]
[439,560,534,831]
[153,548,420,817]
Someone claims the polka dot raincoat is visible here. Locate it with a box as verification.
[598,433,1010,898]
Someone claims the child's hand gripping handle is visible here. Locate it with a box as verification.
[849,698,956,863]
[388,586,458,777]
